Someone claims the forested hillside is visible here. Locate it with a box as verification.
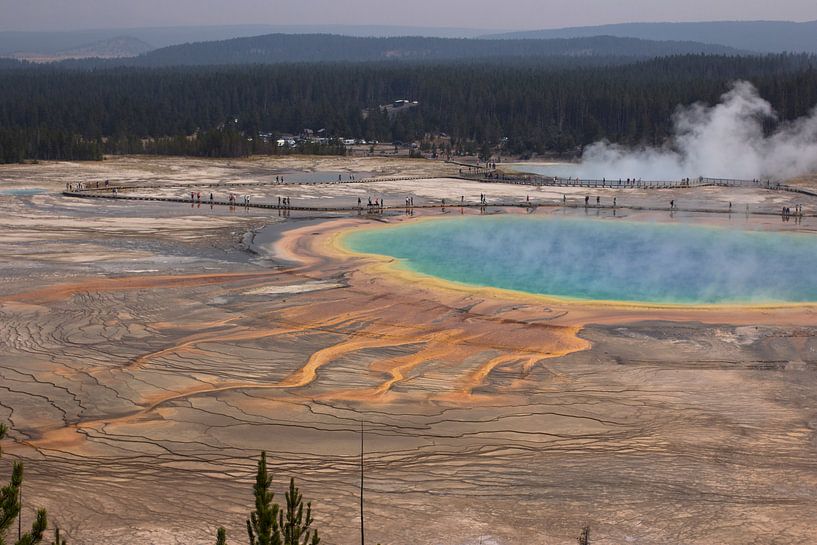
[1,54,816,163]
[485,20,817,54]
[113,34,741,65]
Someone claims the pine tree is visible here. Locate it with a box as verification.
[0,423,48,545]
[246,452,280,545]
[218,452,321,545]
[280,478,319,545]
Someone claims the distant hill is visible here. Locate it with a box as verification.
[107,33,742,67]
[0,24,503,56]
[483,20,817,53]
[10,36,153,62]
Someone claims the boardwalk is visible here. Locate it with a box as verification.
[459,171,773,190]
[62,188,814,218]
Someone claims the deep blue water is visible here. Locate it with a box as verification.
[343,216,817,304]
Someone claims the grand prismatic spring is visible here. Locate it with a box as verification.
[2,156,817,545]
[343,215,817,304]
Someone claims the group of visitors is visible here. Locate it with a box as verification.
[66,179,114,191]
[361,196,384,211]
[224,193,252,206]
[577,195,619,208]
[783,204,803,217]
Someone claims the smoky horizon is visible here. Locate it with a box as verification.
[2,0,817,33]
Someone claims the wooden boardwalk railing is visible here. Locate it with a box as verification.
[61,189,814,218]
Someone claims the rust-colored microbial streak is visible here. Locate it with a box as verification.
[3,271,283,305]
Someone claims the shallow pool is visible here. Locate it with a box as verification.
[0,188,47,196]
[343,216,817,304]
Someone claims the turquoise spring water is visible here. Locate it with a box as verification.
[0,188,47,196]
[343,215,817,304]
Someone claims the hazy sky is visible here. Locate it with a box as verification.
[2,0,816,32]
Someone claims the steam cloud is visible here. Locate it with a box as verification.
[575,81,817,181]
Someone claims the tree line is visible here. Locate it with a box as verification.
[0,54,815,163]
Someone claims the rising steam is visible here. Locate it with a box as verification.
[575,81,817,181]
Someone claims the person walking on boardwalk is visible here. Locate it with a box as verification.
[584,195,589,207]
